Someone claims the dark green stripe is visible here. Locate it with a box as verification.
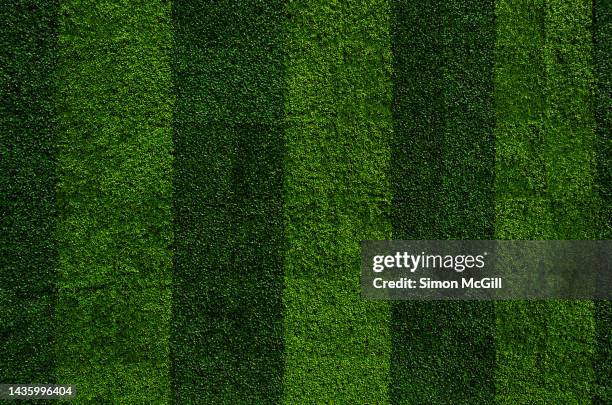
[494,0,596,402]
[0,0,59,385]
[389,1,444,240]
[170,1,285,403]
[390,0,496,403]
[593,0,611,402]
[55,1,173,401]
[282,0,393,402]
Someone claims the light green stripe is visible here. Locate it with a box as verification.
[55,1,173,401]
[282,0,393,402]
[494,0,596,402]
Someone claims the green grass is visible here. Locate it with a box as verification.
[494,0,597,402]
[282,0,393,402]
[170,1,286,403]
[0,0,59,386]
[54,1,173,401]
[495,0,552,398]
[593,0,611,402]
[0,2,609,403]
[390,1,496,403]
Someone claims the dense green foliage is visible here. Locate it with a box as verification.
[171,1,285,403]
[0,0,59,385]
[282,0,393,402]
[390,1,496,403]
[54,1,174,401]
[494,0,597,402]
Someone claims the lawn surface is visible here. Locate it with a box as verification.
[0,1,608,403]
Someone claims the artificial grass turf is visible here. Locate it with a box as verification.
[494,0,597,402]
[54,1,174,401]
[594,0,611,402]
[170,1,285,403]
[389,0,496,403]
[282,0,393,402]
[492,14,553,402]
[0,2,609,403]
[0,0,59,385]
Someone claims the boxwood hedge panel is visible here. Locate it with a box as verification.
[0,0,59,386]
[170,1,286,403]
[54,1,174,401]
[282,0,393,402]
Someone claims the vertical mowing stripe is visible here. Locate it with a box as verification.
[171,1,285,403]
[593,0,612,237]
[494,0,597,402]
[389,3,445,401]
[390,0,496,403]
[282,0,393,402]
[593,0,611,402]
[55,1,174,401]
[389,0,444,241]
[539,1,597,400]
[0,0,59,385]
[544,0,598,238]
[494,2,557,401]
[439,1,496,242]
